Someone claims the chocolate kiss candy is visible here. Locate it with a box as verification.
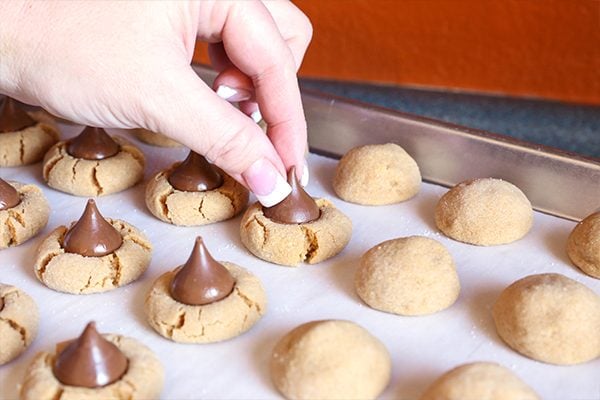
[263,166,320,224]
[67,126,120,160]
[168,151,223,192]
[63,199,123,257]
[170,237,235,306]
[0,97,36,133]
[53,322,128,388]
[0,178,20,211]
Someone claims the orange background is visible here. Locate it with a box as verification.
[194,0,600,105]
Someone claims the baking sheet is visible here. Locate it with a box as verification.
[193,64,600,222]
[0,122,599,400]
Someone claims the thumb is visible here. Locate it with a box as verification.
[137,65,291,207]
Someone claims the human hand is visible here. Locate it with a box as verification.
[0,1,312,206]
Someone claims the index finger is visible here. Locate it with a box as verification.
[199,1,308,173]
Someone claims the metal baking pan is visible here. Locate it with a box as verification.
[196,65,600,222]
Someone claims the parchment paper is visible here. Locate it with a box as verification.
[0,123,598,400]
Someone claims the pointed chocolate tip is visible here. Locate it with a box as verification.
[263,166,320,224]
[168,151,223,192]
[0,178,20,211]
[53,321,128,388]
[0,97,36,133]
[63,199,123,257]
[170,236,235,306]
[67,126,120,160]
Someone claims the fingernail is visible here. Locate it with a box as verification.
[216,85,251,102]
[300,161,309,187]
[250,110,262,124]
[243,158,292,207]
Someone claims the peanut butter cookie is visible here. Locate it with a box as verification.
[0,284,39,365]
[145,237,266,343]
[34,200,152,294]
[0,97,60,167]
[43,127,144,196]
[20,322,164,400]
[145,151,248,226]
[241,167,352,266]
[0,179,50,249]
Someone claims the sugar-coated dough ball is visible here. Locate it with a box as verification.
[271,320,391,400]
[355,236,460,316]
[333,143,421,205]
[435,178,533,246]
[420,362,539,400]
[493,273,600,365]
[567,211,600,279]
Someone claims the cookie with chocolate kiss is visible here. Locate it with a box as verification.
[53,322,128,388]
[42,126,145,196]
[20,321,164,400]
[0,283,39,365]
[145,236,266,343]
[240,166,352,266]
[0,97,60,167]
[145,150,248,226]
[34,199,152,294]
[0,178,50,249]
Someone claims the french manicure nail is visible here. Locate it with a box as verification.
[216,85,251,102]
[300,162,309,187]
[243,158,291,207]
[250,110,262,124]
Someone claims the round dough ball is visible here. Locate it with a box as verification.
[567,211,600,279]
[333,143,421,205]
[493,273,600,365]
[420,362,539,400]
[355,236,460,316]
[271,320,391,400]
[435,178,533,246]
